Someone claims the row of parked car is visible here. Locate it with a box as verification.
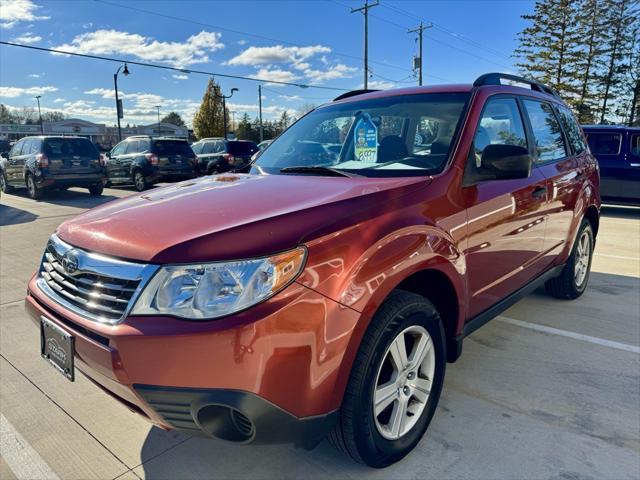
[0,125,638,202]
[0,135,270,199]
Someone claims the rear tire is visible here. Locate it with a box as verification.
[88,183,104,196]
[545,219,594,299]
[0,170,13,193]
[133,171,148,192]
[328,291,446,468]
[26,174,43,200]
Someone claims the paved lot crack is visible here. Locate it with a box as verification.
[0,354,142,480]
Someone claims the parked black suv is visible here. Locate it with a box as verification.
[191,138,259,175]
[0,136,105,200]
[106,136,197,191]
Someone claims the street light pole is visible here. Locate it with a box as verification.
[113,63,130,143]
[34,95,43,134]
[217,87,238,140]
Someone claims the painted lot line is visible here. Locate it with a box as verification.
[0,414,60,480]
[497,316,640,354]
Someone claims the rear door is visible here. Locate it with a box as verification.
[463,96,549,318]
[521,100,583,259]
[44,138,101,177]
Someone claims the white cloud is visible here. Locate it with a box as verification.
[52,97,65,103]
[54,30,224,68]
[0,85,58,97]
[12,32,41,43]
[82,22,93,29]
[367,79,396,90]
[279,94,302,102]
[227,45,330,66]
[248,68,300,85]
[27,73,40,78]
[0,0,49,28]
[304,64,357,83]
[237,39,247,45]
[172,74,188,80]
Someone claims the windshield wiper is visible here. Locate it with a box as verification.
[279,165,361,177]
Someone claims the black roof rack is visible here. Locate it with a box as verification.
[333,89,379,102]
[473,72,560,98]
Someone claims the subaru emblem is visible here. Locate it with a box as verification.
[61,250,80,275]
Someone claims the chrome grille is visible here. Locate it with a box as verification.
[37,235,158,324]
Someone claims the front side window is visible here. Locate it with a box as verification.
[523,100,567,163]
[586,133,622,155]
[631,134,640,157]
[191,142,203,154]
[10,140,24,157]
[471,97,527,168]
[110,142,126,156]
[556,104,586,154]
[253,93,470,177]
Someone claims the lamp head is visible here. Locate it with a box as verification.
[122,64,130,76]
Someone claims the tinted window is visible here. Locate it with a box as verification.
[153,140,193,155]
[191,142,203,154]
[44,138,98,158]
[556,104,586,154]
[110,142,126,156]
[472,97,527,167]
[227,141,258,155]
[254,93,470,177]
[631,134,640,157]
[523,100,567,163]
[586,133,622,155]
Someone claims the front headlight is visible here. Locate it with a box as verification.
[131,247,306,320]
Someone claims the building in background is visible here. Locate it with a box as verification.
[0,119,188,148]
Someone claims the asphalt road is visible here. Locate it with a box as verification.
[1,185,639,480]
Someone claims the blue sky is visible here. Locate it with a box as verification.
[0,0,531,127]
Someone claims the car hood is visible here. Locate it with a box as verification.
[57,174,429,263]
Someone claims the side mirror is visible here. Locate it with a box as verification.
[106,151,112,159]
[481,144,531,179]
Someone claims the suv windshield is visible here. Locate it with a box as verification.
[44,138,99,158]
[253,93,469,177]
[153,140,194,156]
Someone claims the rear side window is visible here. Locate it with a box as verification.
[23,138,41,155]
[556,104,586,154]
[124,140,140,154]
[472,97,527,167]
[227,141,259,155]
[44,138,99,158]
[153,140,194,155]
[522,100,567,163]
[203,142,218,154]
[631,134,640,157]
[586,133,622,155]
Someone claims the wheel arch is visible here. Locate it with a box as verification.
[584,204,599,237]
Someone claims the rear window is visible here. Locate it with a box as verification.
[227,141,259,155]
[556,104,586,155]
[44,138,99,158]
[586,133,622,155]
[153,140,194,156]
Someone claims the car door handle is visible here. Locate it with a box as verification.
[532,186,546,199]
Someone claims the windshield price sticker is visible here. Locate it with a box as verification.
[354,116,378,163]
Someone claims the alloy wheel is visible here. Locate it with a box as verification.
[373,325,435,440]
[574,230,591,288]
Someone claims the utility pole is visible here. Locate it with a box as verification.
[258,85,264,142]
[351,0,379,89]
[408,21,432,86]
[34,95,44,134]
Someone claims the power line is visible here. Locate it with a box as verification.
[0,41,349,91]
[94,0,414,75]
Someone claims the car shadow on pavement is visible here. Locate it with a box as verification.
[6,188,120,209]
[601,204,640,220]
[0,204,39,226]
[139,426,366,479]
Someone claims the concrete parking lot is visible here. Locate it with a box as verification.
[1,185,639,480]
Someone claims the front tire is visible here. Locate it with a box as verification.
[545,219,594,299]
[328,291,446,468]
[26,174,43,200]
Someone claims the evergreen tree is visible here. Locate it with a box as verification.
[597,0,635,123]
[278,111,292,131]
[515,0,581,97]
[193,78,226,139]
[0,104,15,123]
[161,111,186,127]
[625,20,640,126]
[236,113,254,140]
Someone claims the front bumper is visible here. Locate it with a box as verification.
[25,274,359,446]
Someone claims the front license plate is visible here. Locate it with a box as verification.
[40,317,75,381]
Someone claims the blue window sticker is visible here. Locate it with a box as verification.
[354,115,378,163]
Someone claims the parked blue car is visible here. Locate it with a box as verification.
[582,125,640,204]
